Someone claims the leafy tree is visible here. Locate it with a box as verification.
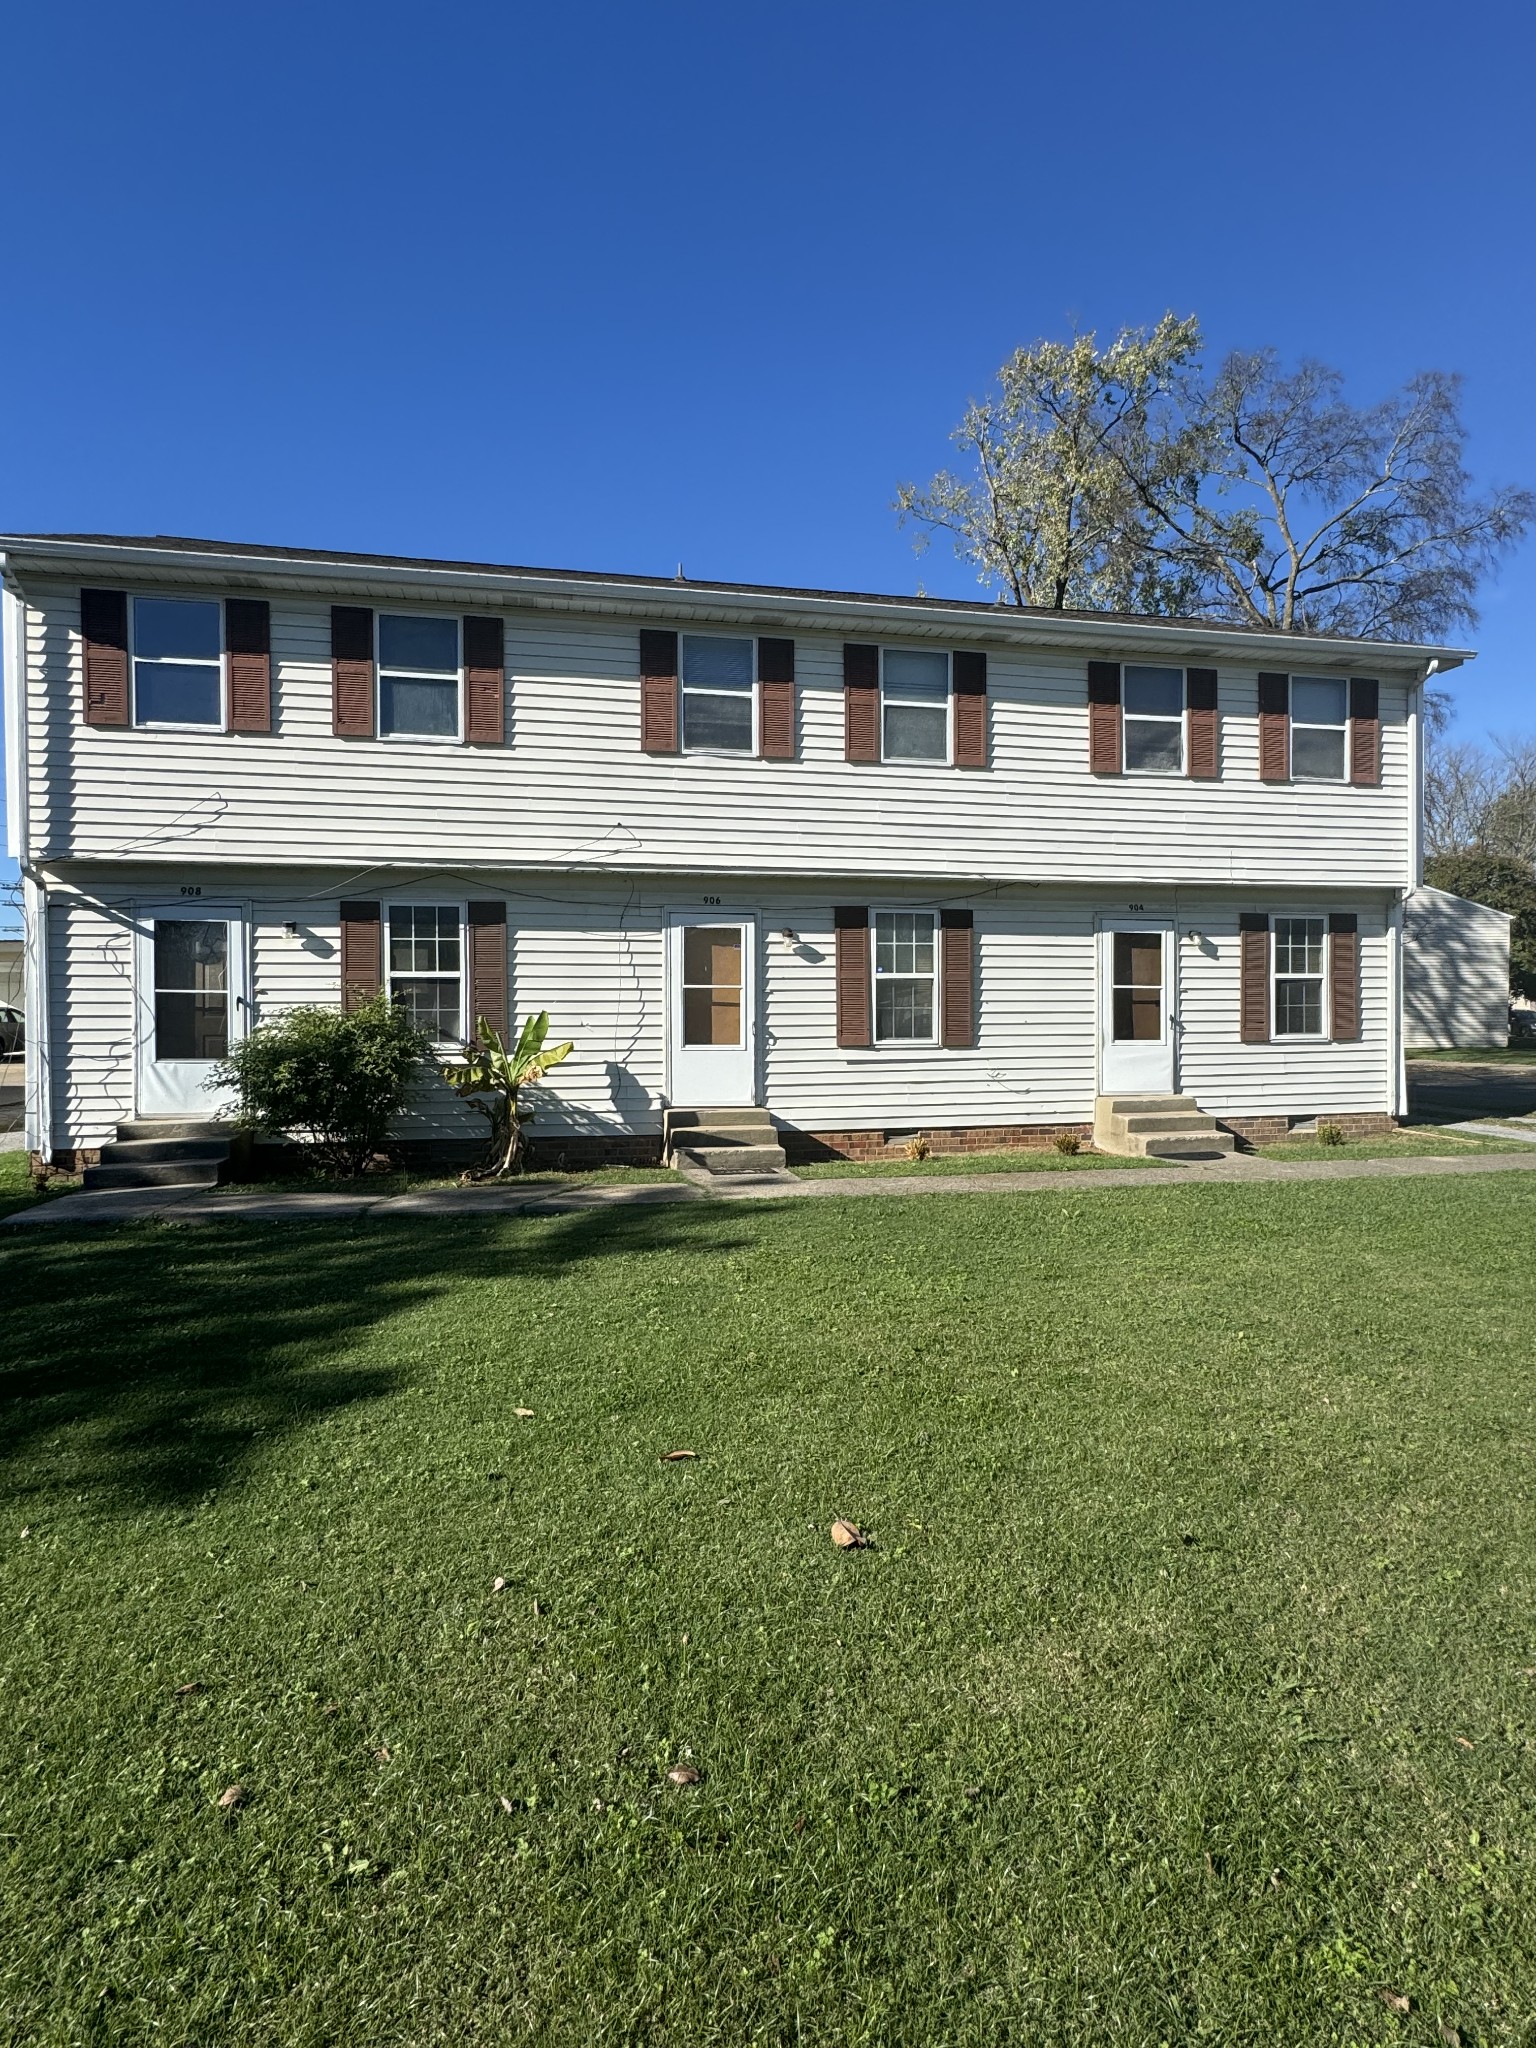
[214,996,429,1177]
[902,319,1534,639]
[440,1011,574,1178]
[1423,851,1536,1001]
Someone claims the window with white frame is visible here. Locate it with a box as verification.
[1122,665,1184,773]
[882,649,948,761]
[1290,677,1347,780]
[387,905,462,1038]
[681,634,754,751]
[379,615,461,739]
[1273,916,1326,1036]
[874,911,936,1040]
[132,596,223,727]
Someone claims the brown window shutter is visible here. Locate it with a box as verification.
[1186,666,1218,779]
[940,908,976,1046]
[1257,672,1290,781]
[467,900,509,1041]
[1087,661,1121,773]
[339,900,382,1012]
[332,606,375,737]
[844,643,879,762]
[758,636,796,759]
[833,907,872,1047]
[639,629,679,753]
[464,615,505,745]
[1349,679,1380,786]
[1238,913,1270,1043]
[952,651,988,768]
[226,598,271,734]
[80,588,130,726]
[1329,913,1360,1040]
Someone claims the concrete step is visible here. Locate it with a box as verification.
[1096,1095,1201,1116]
[1117,1112,1224,1135]
[115,1118,230,1143]
[665,1106,774,1130]
[1094,1092,1234,1159]
[672,1124,777,1147]
[672,1142,788,1176]
[83,1158,227,1190]
[99,1138,232,1165]
[1141,1133,1235,1159]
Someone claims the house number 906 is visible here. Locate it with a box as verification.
[702,896,721,905]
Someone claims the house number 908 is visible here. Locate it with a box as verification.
[180,886,202,897]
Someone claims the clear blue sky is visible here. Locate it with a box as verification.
[3,0,1533,933]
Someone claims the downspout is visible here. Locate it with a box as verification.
[1393,659,1438,1121]
[2,568,50,1163]
[22,868,50,1163]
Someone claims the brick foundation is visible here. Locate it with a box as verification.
[784,1121,1095,1164]
[1219,1112,1397,1148]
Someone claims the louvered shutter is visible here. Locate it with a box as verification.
[758,636,796,759]
[1087,660,1121,772]
[226,598,271,734]
[843,644,879,762]
[1257,673,1290,781]
[1239,913,1270,1043]
[467,900,509,1040]
[952,651,987,769]
[332,606,375,737]
[834,907,872,1047]
[340,901,382,1011]
[1349,679,1380,786]
[464,615,505,746]
[1329,914,1360,1040]
[640,629,679,753]
[80,588,130,727]
[1186,666,1218,779]
[940,909,976,1047]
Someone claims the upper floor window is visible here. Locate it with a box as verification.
[882,649,949,761]
[387,904,462,1038]
[1123,665,1184,774]
[132,597,222,727]
[874,911,936,1041]
[1273,916,1326,1035]
[379,616,460,739]
[1290,677,1347,780]
[681,634,754,751]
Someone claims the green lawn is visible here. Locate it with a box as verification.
[4,1181,1536,2043]
[1254,1127,1533,1162]
[1408,1045,1536,1065]
[795,1145,1166,1178]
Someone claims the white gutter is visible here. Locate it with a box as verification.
[22,868,50,1162]
[0,535,1474,676]
[1,560,24,862]
[1388,897,1407,1119]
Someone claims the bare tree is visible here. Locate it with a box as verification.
[902,323,1534,641]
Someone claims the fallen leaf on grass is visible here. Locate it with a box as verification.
[1377,1988,1411,2013]
[660,1450,697,1462]
[373,1746,391,1764]
[831,1518,868,1549]
[492,1577,508,1593]
[174,1681,206,1698]
[514,1408,535,1419]
[1439,2025,1462,2047]
[667,1765,701,1787]
[1453,1736,1475,1750]
[217,1785,247,1813]
[499,1795,515,1815]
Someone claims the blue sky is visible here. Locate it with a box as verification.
[3,0,1533,933]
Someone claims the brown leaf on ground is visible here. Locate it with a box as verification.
[1377,1988,1411,2013]
[499,1795,515,1814]
[373,1746,391,1763]
[831,1518,868,1549]
[660,1450,697,1462]
[1439,2025,1462,2047]
[492,1577,508,1593]
[667,1765,701,1787]
[1453,1735,1475,1750]
[514,1408,535,1419]
[217,1785,247,1812]
[174,1681,205,1697]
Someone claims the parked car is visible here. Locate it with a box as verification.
[0,1004,23,1056]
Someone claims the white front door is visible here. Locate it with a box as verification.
[668,913,756,1107]
[134,906,249,1118]
[1098,917,1175,1095]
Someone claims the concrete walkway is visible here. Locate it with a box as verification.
[10,1145,1536,1227]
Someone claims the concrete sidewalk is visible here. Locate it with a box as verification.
[9,1144,1536,1227]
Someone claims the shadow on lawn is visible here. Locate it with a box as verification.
[0,1204,749,1514]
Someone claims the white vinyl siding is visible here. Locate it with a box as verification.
[21,585,1419,889]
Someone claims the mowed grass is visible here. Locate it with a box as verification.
[3,1181,1536,2045]
[794,1145,1166,1178]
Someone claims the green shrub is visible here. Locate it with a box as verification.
[213,997,429,1176]
[1317,1121,1346,1147]
[1054,1131,1082,1155]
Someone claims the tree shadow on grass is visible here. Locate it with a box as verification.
[0,1204,752,1515]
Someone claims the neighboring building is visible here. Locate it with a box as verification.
[1,533,1466,1167]
[1403,885,1512,1049]
[0,936,21,1008]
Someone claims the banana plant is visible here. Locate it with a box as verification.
[441,1011,574,1178]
